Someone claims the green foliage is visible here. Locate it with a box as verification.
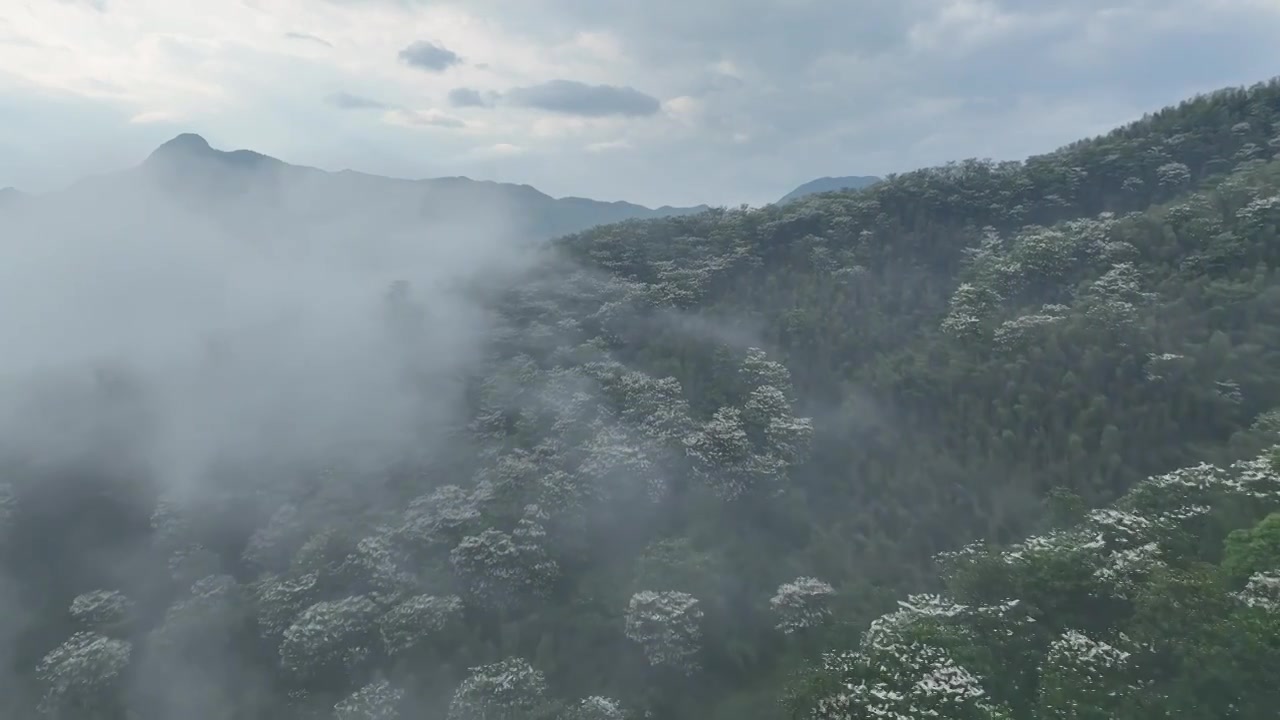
[7,77,1280,720]
[786,448,1280,719]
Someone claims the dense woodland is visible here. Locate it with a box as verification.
[4,77,1280,719]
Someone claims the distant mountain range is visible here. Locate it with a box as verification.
[2,134,709,242]
[777,175,881,204]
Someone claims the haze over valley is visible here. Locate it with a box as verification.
[2,2,1280,719]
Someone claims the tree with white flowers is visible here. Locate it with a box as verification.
[378,594,463,657]
[624,590,704,673]
[334,678,404,720]
[36,631,132,720]
[448,657,549,720]
[279,595,381,682]
[770,577,835,634]
[449,511,558,610]
[69,590,134,637]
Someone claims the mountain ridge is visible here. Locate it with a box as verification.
[778,174,881,203]
[3,133,710,242]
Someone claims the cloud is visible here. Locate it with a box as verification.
[55,0,107,11]
[505,79,661,117]
[283,31,333,48]
[397,40,462,72]
[448,87,489,108]
[473,142,525,158]
[326,91,388,110]
[585,139,631,153]
[2,0,1280,207]
[128,110,182,124]
[384,107,465,128]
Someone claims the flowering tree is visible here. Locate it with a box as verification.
[449,518,558,610]
[448,658,549,720]
[279,595,381,683]
[69,590,134,637]
[378,594,464,657]
[770,577,835,634]
[624,591,704,673]
[36,631,132,720]
[334,679,404,720]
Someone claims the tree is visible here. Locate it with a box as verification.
[624,591,704,673]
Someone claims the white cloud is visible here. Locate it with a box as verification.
[1,0,1279,207]
[585,139,631,153]
[128,109,182,124]
[383,108,466,129]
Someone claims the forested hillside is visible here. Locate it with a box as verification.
[4,78,1280,720]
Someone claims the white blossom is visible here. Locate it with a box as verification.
[993,305,1069,349]
[624,591,704,673]
[565,695,627,720]
[378,594,464,656]
[279,595,381,681]
[810,642,1004,720]
[448,657,548,720]
[770,576,835,634]
[740,348,793,392]
[1156,161,1191,188]
[743,385,814,466]
[36,631,132,717]
[1234,571,1280,611]
[254,571,321,643]
[450,521,558,610]
[684,406,755,499]
[941,283,999,338]
[69,590,134,635]
[334,679,404,720]
[1038,630,1139,717]
[399,485,480,549]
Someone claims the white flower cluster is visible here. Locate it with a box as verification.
[1234,571,1280,612]
[993,304,1069,349]
[812,642,1001,720]
[335,679,404,720]
[36,631,132,716]
[279,595,380,681]
[378,594,464,657]
[400,485,481,549]
[1038,630,1138,714]
[253,571,320,643]
[624,590,704,673]
[769,576,835,634]
[566,695,628,720]
[69,589,134,635]
[1009,225,1082,278]
[685,349,812,500]
[941,282,998,338]
[448,657,547,720]
[449,516,559,610]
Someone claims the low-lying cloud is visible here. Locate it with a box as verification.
[505,79,661,117]
[0,153,533,495]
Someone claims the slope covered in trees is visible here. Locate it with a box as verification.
[3,78,1280,719]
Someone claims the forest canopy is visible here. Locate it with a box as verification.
[3,78,1280,719]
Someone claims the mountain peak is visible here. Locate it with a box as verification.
[150,132,212,157]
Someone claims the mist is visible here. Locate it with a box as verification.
[0,157,536,493]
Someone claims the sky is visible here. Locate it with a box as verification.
[1,0,1279,208]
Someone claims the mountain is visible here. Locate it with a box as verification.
[0,186,22,207]
[777,174,880,203]
[13,133,707,241]
[5,78,1280,720]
